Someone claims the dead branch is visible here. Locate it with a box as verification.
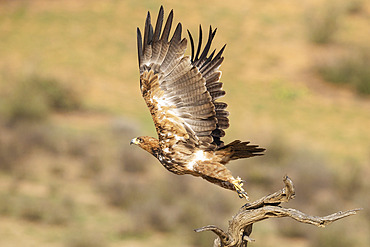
[195,176,361,247]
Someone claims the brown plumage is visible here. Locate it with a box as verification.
[130,6,265,199]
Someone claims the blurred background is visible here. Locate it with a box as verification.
[0,0,369,246]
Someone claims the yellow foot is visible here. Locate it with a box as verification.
[232,177,249,200]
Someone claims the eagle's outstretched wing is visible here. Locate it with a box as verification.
[137,6,228,151]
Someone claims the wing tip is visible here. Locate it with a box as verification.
[137,27,143,66]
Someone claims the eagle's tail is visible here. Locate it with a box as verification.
[217,140,265,163]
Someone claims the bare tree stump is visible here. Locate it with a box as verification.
[195,176,361,247]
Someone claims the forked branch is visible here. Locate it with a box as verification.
[195,176,361,247]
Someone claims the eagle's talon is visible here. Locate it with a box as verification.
[237,189,249,199]
[233,178,249,200]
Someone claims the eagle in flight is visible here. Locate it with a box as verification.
[130,6,265,199]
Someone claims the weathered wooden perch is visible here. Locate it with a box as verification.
[195,176,361,247]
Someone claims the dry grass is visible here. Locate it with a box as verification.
[0,0,369,246]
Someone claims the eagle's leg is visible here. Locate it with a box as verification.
[232,177,249,200]
[197,162,249,200]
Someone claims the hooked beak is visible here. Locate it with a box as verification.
[130,138,139,145]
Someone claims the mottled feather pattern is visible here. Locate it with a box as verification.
[141,71,188,142]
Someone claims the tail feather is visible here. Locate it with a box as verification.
[217,140,265,162]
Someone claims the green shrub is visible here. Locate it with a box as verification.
[5,82,49,123]
[64,226,106,247]
[316,49,370,95]
[344,0,365,14]
[0,130,23,171]
[29,75,80,111]
[96,174,141,209]
[310,225,355,247]
[2,74,81,123]
[303,1,341,44]
[0,121,60,172]
[0,192,75,225]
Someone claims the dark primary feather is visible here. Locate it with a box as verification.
[161,9,173,42]
[137,28,143,66]
[198,27,217,68]
[152,7,163,42]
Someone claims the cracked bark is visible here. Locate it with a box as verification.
[195,176,361,247]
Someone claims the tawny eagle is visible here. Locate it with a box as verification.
[130,6,265,199]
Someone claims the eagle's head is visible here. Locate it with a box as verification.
[130,136,160,158]
[130,137,144,146]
